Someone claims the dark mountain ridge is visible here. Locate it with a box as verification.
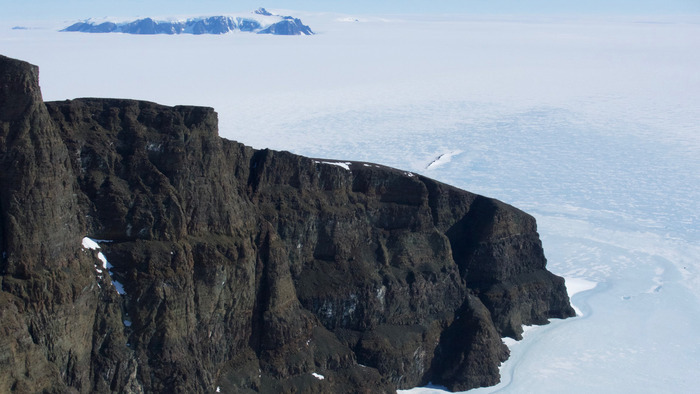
[0,54,574,393]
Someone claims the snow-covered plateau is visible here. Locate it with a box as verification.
[2,10,699,393]
[60,8,314,35]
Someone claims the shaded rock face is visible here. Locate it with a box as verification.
[0,55,574,393]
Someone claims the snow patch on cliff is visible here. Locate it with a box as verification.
[82,237,126,295]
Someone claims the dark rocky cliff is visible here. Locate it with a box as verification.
[0,55,574,393]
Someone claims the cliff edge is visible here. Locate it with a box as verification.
[0,55,574,393]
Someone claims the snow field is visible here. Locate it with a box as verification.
[4,12,699,392]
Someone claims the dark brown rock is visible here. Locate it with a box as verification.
[0,55,574,393]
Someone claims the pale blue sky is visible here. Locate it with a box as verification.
[2,0,699,21]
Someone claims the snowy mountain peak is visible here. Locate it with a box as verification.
[61,9,313,36]
[254,7,273,16]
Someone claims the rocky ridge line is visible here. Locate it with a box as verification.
[0,54,574,393]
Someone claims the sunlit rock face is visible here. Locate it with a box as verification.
[0,54,573,393]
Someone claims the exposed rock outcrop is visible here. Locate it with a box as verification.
[0,55,574,393]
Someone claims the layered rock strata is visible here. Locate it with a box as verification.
[0,55,574,393]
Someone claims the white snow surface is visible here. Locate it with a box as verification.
[563,277,597,316]
[314,160,351,170]
[9,12,700,393]
[426,150,463,170]
[82,237,99,250]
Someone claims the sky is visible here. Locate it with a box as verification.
[1,0,699,21]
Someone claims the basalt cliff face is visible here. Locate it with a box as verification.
[0,55,574,393]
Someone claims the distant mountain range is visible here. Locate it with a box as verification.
[61,8,313,36]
